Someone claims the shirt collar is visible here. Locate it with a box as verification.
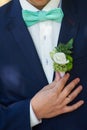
[19,0,62,11]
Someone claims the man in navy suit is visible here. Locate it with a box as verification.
[0,0,87,130]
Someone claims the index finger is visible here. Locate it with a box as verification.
[54,73,70,93]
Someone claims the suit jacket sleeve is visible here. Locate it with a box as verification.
[0,99,31,130]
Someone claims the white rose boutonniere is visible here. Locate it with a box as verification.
[53,52,69,64]
[50,39,73,76]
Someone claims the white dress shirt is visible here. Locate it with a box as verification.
[19,0,62,127]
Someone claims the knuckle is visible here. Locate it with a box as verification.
[67,95,71,100]
[69,82,76,89]
[73,78,80,85]
[72,92,78,97]
[68,78,80,88]
[61,78,67,84]
[63,88,69,95]
[72,105,78,110]
[69,95,74,100]
[71,82,76,87]
[62,107,68,113]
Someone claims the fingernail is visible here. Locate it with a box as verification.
[81,100,84,104]
[79,85,83,89]
[66,73,70,77]
[77,78,80,82]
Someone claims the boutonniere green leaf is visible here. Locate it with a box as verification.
[50,38,73,73]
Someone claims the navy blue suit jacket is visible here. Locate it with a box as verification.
[0,0,87,130]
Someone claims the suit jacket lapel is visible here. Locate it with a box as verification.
[58,0,79,44]
[6,0,48,84]
[53,0,79,80]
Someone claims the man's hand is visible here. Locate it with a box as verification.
[31,73,84,120]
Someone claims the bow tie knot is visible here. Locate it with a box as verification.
[38,11,47,21]
[22,8,64,27]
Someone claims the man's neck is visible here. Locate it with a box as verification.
[27,0,50,10]
[0,0,11,7]
[27,0,60,10]
[20,0,61,12]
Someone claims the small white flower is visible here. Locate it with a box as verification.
[53,52,69,65]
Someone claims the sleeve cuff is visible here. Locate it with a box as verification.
[30,102,42,127]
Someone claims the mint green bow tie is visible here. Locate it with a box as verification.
[22,8,64,27]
